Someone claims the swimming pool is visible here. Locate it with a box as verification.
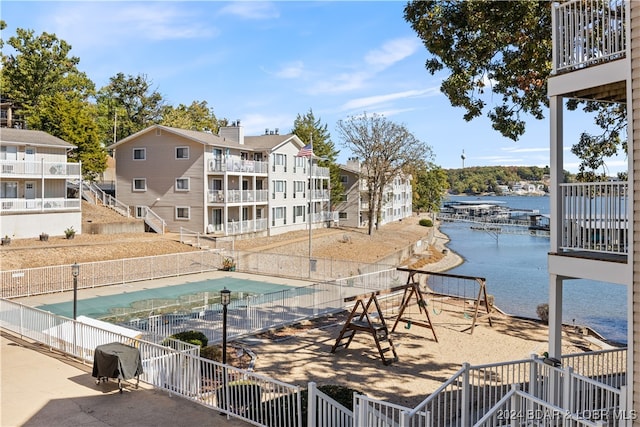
[37,276,294,320]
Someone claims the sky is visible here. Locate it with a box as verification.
[1,1,628,174]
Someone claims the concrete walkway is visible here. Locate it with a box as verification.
[1,331,250,427]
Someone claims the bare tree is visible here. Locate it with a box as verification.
[336,113,434,235]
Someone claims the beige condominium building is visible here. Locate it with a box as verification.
[335,157,412,228]
[110,123,330,237]
[0,128,82,239]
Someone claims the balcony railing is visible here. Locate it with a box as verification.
[207,157,268,174]
[0,160,82,178]
[0,197,81,213]
[311,165,330,178]
[311,189,329,200]
[207,189,268,204]
[552,0,626,74]
[226,218,268,236]
[560,181,628,254]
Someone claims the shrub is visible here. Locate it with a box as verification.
[169,330,208,347]
[419,218,433,227]
[201,345,222,361]
[261,384,362,427]
[536,303,549,324]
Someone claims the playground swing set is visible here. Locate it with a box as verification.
[331,267,494,365]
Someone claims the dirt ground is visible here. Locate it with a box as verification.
[1,204,443,270]
[1,203,601,408]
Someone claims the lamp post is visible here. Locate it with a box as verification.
[71,263,80,319]
[220,287,231,365]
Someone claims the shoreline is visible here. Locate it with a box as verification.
[430,220,624,347]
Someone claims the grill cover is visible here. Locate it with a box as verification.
[92,342,143,380]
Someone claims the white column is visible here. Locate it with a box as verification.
[548,273,563,358]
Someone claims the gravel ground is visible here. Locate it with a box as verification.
[1,206,450,271]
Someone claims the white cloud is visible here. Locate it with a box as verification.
[365,37,420,70]
[308,72,369,95]
[341,88,440,111]
[274,61,305,79]
[218,2,279,20]
[49,3,217,51]
[501,146,549,154]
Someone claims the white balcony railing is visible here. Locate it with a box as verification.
[226,218,268,236]
[552,0,626,74]
[207,189,268,204]
[311,189,330,200]
[0,197,81,212]
[0,160,82,178]
[311,165,330,178]
[207,157,268,174]
[560,181,628,254]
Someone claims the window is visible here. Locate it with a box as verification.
[339,212,348,219]
[176,206,190,220]
[135,206,147,218]
[272,206,286,226]
[294,181,305,195]
[272,180,286,198]
[0,181,17,198]
[176,146,189,159]
[295,156,306,170]
[273,153,286,171]
[340,175,348,184]
[294,205,305,223]
[133,178,146,191]
[340,194,348,202]
[133,148,146,160]
[176,178,190,191]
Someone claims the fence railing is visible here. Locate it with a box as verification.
[552,0,626,74]
[559,182,628,255]
[83,181,129,217]
[308,382,353,427]
[475,385,606,427]
[0,159,82,178]
[0,298,303,427]
[0,197,81,212]
[361,350,627,427]
[1,251,223,298]
[122,269,410,342]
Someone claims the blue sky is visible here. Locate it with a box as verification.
[1,1,627,174]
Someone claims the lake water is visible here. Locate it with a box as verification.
[440,195,628,344]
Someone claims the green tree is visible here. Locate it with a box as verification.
[292,109,344,208]
[336,113,433,235]
[1,27,106,178]
[161,100,224,132]
[404,1,625,178]
[412,164,448,214]
[96,73,166,145]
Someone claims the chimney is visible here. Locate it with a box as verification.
[219,120,244,145]
[347,157,360,172]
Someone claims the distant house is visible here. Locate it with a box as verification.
[0,128,82,239]
[110,123,330,237]
[334,158,413,228]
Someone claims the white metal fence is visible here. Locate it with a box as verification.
[123,269,410,343]
[0,298,303,427]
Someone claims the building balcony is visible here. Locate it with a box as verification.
[311,189,329,201]
[552,0,625,75]
[207,157,268,174]
[0,197,81,213]
[226,218,268,236]
[207,189,268,204]
[311,165,329,178]
[0,160,82,179]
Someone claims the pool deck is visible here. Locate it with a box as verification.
[1,331,251,427]
[3,271,311,427]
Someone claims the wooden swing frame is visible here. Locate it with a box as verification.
[396,267,493,334]
[331,288,399,365]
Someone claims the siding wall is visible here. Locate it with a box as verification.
[632,0,640,416]
[115,130,206,233]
